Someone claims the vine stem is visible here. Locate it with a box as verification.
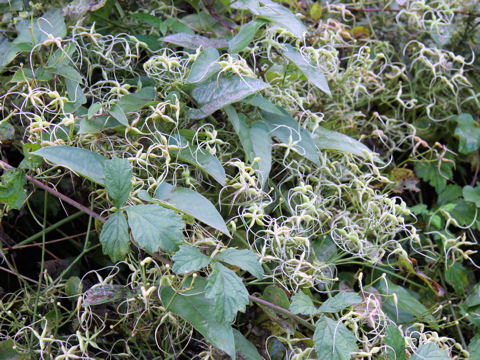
[0,160,106,223]
[344,6,480,17]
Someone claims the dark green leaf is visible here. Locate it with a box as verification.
[313,127,378,161]
[445,262,469,295]
[100,211,130,262]
[454,113,480,154]
[463,185,480,207]
[50,63,83,83]
[103,158,132,208]
[163,33,228,49]
[117,87,156,113]
[189,76,268,119]
[15,9,66,45]
[0,39,25,73]
[0,339,28,360]
[263,285,290,309]
[33,146,107,185]
[410,343,450,360]
[282,44,330,95]
[465,283,480,308]
[215,248,264,279]
[469,334,480,360]
[415,159,454,194]
[169,135,226,185]
[108,105,129,126]
[206,263,249,323]
[160,278,235,358]
[0,122,14,141]
[233,329,263,360]
[437,185,462,205]
[314,315,358,360]
[385,325,405,360]
[229,20,265,53]
[172,245,211,274]
[318,292,362,313]
[186,48,221,83]
[125,204,184,253]
[155,182,229,236]
[0,168,26,210]
[289,291,318,315]
[257,2,307,38]
[260,108,320,166]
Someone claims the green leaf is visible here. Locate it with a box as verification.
[231,0,260,12]
[385,325,405,360]
[463,185,480,207]
[160,277,235,358]
[33,145,107,185]
[313,127,378,161]
[88,103,102,119]
[313,315,358,360]
[263,285,290,309]
[50,63,83,83]
[229,20,265,53]
[125,204,184,253]
[189,76,269,119]
[82,285,132,306]
[449,199,476,226]
[15,9,66,45]
[410,343,450,360]
[169,134,226,185]
[186,48,221,83]
[469,334,480,360]
[257,2,307,38]
[260,108,320,166]
[0,38,25,73]
[415,159,454,194]
[172,245,211,274]
[215,248,264,279]
[225,106,272,185]
[103,158,132,208]
[282,44,330,95]
[317,292,362,313]
[454,113,480,154]
[108,104,129,126]
[100,211,130,262]
[437,185,462,205]
[64,79,86,113]
[0,168,27,210]
[377,280,433,323]
[465,283,480,308]
[155,182,230,236]
[117,87,156,113]
[206,263,249,323]
[0,122,14,141]
[233,329,263,360]
[289,291,318,315]
[162,33,228,49]
[445,262,469,295]
[0,339,28,360]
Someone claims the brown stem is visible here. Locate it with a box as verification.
[0,160,106,223]
[249,295,315,331]
[204,0,235,31]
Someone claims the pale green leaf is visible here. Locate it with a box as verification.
[260,108,320,166]
[117,87,156,113]
[463,185,480,207]
[318,292,362,313]
[314,315,358,360]
[169,134,226,185]
[103,158,132,208]
[468,334,480,360]
[163,33,228,49]
[64,79,86,113]
[88,103,102,119]
[125,204,184,253]
[225,106,272,185]
[283,44,330,95]
[313,127,378,161]
[50,63,83,83]
[385,325,405,360]
[172,245,211,274]
[229,20,265,53]
[33,146,107,185]
[289,291,318,315]
[100,211,130,262]
[160,277,235,358]
[15,9,66,45]
[189,75,269,119]
[465,283,480,308]
[0,168,27,210]
[108,104,129,126]
[206,263,249,323]
[155,182,230,236]
[215,248,264,279]
[257,2,307,38]
[0,38,24,73]
[410,343,450,360]
[233,329,263,360]
[231,0,260,12]
[186,48,221,83]
[454,113,480,155]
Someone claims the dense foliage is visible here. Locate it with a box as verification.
[0,0,480,358]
